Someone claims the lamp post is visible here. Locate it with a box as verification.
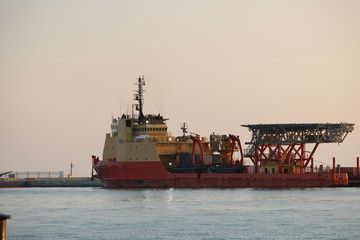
[70,161,74,178]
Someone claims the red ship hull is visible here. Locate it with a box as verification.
[94,161,348,188]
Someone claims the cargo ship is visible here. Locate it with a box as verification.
[92,76,355,188]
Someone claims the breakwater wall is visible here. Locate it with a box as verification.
[0,177,102,188]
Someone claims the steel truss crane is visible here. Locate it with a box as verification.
[242,123,354,174]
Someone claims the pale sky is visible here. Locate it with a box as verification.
[1,0,359,177]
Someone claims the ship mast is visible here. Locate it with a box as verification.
[134,75,145,123]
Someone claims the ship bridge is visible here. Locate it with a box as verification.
[242,123,354,173]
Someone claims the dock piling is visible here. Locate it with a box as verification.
[0,213,12,240]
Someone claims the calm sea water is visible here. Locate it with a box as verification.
[1,187,360,240]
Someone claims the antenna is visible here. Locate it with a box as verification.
[181,122,188,137]
[134,75,146,123]
[119,94,122,117]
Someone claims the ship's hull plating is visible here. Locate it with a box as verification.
[94,161,348,188]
